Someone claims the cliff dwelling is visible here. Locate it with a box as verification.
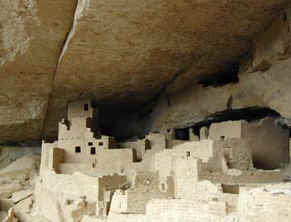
[32,99,291,222]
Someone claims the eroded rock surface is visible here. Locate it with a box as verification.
[0,152,42,222]
[1,0,289,141]
[150,10,291,133]
[0,0,76,142]
[44,0,290,138]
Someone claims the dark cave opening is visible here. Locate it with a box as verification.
[95,103,291,170]
[175,128,190,140]
[183,106,289,170]
[97,102,153,142]
[191,106,281,137]
[197,62,239,87]
[97,104,285,145]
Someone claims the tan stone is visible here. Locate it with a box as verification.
[252,14,290,72]
[209,121,246,141]
[151,57,291,143]
[238,183,291,222]
[200,127,209,140]
[35,173,99,222]
[189,128,199,141]
[208,119,289,170]
[0,0,288,142]
[0,184,23,198]
[108,212,145,222]
[81,216,106,222]
[43,0,290,139]
[145,198,227,222]
[0,0,77,142]
[151,10,291,134]
[34,99,291,222]
[11,190,33,204]
[0,199,14,212]
[14,196,33,221]
[0,146,40,170]
[4,208,17,222]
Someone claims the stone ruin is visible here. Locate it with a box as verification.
[33,99,291,222]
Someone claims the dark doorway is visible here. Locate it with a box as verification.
[91,147,96,155]
[175,128,189,140]
[75,146,81,153]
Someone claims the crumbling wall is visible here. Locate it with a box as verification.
[108,212,145,222]
[34,80,291,222]
[58,149,134,176]
[35,182,64,222]
[58,133,114,163]
[40,141,57,174]
[146,133,167,153]
[209,118,288,170]
[246,118,289,169]
[49,148,64,173]
[220,139,253,171]
[144,199,227,222]
[114,171,173,214]
[238,183,291,222]
[67,100,94,121]
[209,121,247,140]
[199,169,282,185]
[97,175,127,217]
[35,172,99,222]
[173,156,198,199]
[171,140,216,163]
[120,139,147,161]
[154,139,227,197]
[166,139,187,149]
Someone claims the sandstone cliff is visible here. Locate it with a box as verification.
[0,0,290,142]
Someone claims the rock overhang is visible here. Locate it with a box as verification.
[0,0,290,142]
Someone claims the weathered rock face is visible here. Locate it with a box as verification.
[149,10,291,133]
[150,58,291,131]
[44,0,290,138]
[0,0,76,142]
[0,0,290,142]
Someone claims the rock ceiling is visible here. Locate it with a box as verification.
[0,0,289,142]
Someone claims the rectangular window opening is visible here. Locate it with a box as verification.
[145,139,151,150]
[75,146,81,153]
[99,142,104,146]
[88,142,93,146]
[186,151,191,157]
[91,147,96,155]
[84,104,89,111]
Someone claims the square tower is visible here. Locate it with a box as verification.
[67,99,95,121]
